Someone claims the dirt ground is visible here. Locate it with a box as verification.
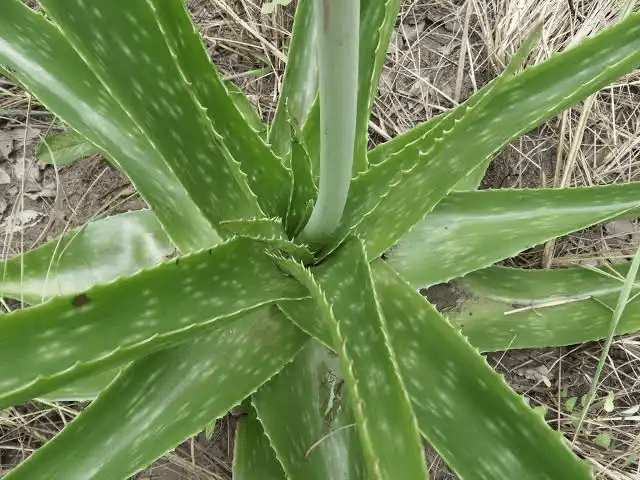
[2,0,640,479]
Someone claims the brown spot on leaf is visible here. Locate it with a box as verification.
[72,293,90,307]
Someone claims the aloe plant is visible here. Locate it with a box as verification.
[2,0,640,478]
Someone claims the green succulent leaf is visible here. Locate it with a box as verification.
[219,217,314,262]
[0,0,219,252]
[303,0,401,175]
[220,217,287,240]
[38,368,121,402]
[367,24,542,193]
[352,0,402,172]
[148,0,291,218]
[233,405,287,480]
[254,339,368,480]
[285,137,317,238]
[371,260,593,479]
[224,79,268,139]
[387,184,640,288]
[0,237,307,407]
[269,0,319,157]
[276,297,332,349]
[37,0,264,230]
[297,0,360,245]
[344,14,640,260]
[278,238,428,480]
[5,306,307,480]
[0,209,174,304]
[35,130,101,165]
[444,263,640,352]
[302,97,321,179]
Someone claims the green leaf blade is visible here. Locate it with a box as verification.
[447,263,640,352]
[233,405,288,480]
[38,369,121,402]
[285,137,317,238]
[149,0,291,218]
[253,339,368,480]
[0,0,219,252]
[372,261,592,480]
[388,184,640,288]
[281,239,428,480]
[0,209,174,304]
[36,130,101,165]
[269,0,319,157]
[0,237,307,406]
[4,307,307,480]
[38,0,262,229]
[354,14,640,259]
[352,0,402,172]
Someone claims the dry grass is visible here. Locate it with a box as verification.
[2,0,640,478]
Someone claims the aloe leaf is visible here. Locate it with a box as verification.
[277,298,332,348]
[220,217,287,240]
[36,0,263,229]
[345,14,640,260]
[302,97,321,179]
[352,0,402,172]
[298,0,360,245]
[442,263,640,352]
[366,24,541,166]
[148,0,291,218]
[323,79,504,258]
[35,130,101,165]
[387,184,640,288]
[224,79,268,140]
[0,237,308,407]
[0,209,174,304]
[220,217,314,263]
[269,0,319,157]
[0,0,218,252]
[303,0,401,175]
[38,369,121,402]
[233,405,287,480]
[4,306,308,480]
[285,137,317,238]
[278,238,428,480]
[371,260,592,479]
[253,340,368,480]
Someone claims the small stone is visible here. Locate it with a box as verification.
[11,127,41,149]
[605,219,636,237]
